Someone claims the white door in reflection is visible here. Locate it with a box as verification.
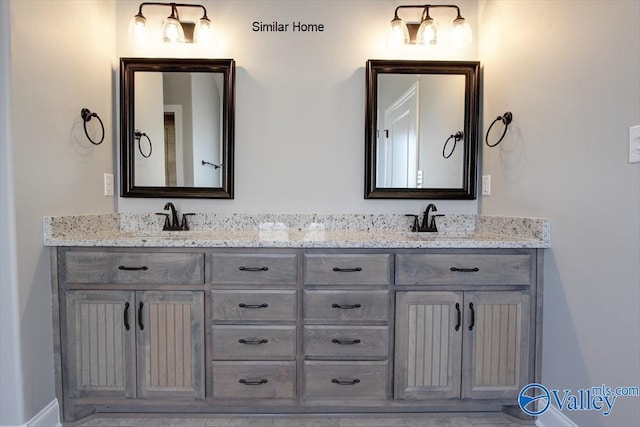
[378,82,419,188]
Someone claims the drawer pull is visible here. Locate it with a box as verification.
[123,302,131,331]
[450,267,480,273]
[332,267,363,272]
[455,302,461,331]
[238,303,269,309]
[138,302,144,331]
[239,378,268,386]
[469,302,475,331]
[331,378,360,385]
[239,266,269,272]
[238,338,269,345]
[331,338,361,345]
[118,265,149,271]
[331,303,362,310]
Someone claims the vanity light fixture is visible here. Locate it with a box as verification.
[390,3,472,47]
[129,2,212,45]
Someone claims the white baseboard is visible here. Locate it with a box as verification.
[0,400,62,427]
[536,405,579,427]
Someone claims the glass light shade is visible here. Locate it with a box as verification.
[194,17,213,45]
[128,14,147,46]
[416,17,438,45]
[162,17,185,43]
[450,17,472,48]
[390,17,410,46]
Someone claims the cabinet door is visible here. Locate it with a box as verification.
[394,292,462,399]
[136,291,205,399]
[462,291,530,399]
[64,290,136,399]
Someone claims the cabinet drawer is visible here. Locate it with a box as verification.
[303,326,388,358]
[212,325,296,358]
[304,254,391,285]
[62,251,204,284]
[212,290,296,321]
[210,253,297,285]
[396,253,531,285]
[304,290,389,322]
[304,361,388,399]
[212,361,295,399]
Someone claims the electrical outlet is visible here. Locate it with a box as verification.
[630,125,640,164]
[104,173,114,196]
[482,175,491,196]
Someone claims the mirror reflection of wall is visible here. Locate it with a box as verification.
[134,71,224,188]
[376,73,465,189]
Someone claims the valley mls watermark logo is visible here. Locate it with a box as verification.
[519,382,640,417]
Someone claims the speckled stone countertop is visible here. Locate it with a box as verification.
[43,213,550,249]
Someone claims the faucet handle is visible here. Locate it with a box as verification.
[181,213,196,231]
[156,213,170,230]
[430,214,445,231]
[405,214,420,232]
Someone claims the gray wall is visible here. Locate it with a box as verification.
[479,1,640,426]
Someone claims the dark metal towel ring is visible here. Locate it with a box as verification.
[134,129,152,158]
[443,131,464,159]
[485,111,513,147]
[80,108,104,145]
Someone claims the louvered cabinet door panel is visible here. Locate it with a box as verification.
[136,291,205,400]
[394,292,462,399]
[462,291,530,400]
[64,290,136,398]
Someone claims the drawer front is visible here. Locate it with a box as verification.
[212,290,296,321]
[396,253,532,285]
[304,254,391,285]
[62,251,204,284]
[303,326,388,358]
[304,290,389,322]
[212,361,295,399]
[304,361,388,400]
[212,325,296,358]
[210,253,297,285]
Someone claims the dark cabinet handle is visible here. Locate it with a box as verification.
[455,302,461,331]
[119,265,148,271]
[239,266,269,272]
[331,338,361,345]
[138,302,144,331]
[450,267,480,272]
[239,378,268,385]
[124,302,131,331]
[331,303,362,310]
[469,302,475,331]
[238,338,268,345]
[239,303,269,309]
[331,378,360,385]
[332,267,362,272]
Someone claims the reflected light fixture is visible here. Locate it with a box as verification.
[129,2,213,45]
[390,3,471,47]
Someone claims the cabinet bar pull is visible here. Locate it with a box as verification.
[468,302,475,331]
[239,378,268,385]
[138,302,144,331]
[331,338,361,345]
[239,303,269,309]
[455,302,461,331]
[331,378,360,385]
[332,267,362,272]
[331,303,362,310]
[238,338,268,345]
[118,265,148,271]
[123,302,131,331]
[450,267,479,272]
[238,266,269,272]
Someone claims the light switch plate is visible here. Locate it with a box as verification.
[104,173,114,196]
[630,125,640,164]
[482,175,491,196]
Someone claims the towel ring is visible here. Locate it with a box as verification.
[134,130,152,158]
[443,131,464,159]
[80,108,104,145]
[485,112,513,147]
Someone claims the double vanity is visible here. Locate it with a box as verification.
[45,212,549,422]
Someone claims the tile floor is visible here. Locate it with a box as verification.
[70,413,535,427]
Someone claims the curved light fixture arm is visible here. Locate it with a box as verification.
[391,3,468,45]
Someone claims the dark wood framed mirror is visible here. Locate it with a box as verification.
[365,60,480,199]
[120,57,235,198]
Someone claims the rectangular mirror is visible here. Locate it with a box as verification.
[120,58,235,198]
[365,60,480,199]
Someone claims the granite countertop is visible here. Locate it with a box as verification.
[43,213,550,249]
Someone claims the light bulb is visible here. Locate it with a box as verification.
[390,16,409,46]
[417,17,437,45]
[194,16,213,45]
[450,16,472,48]
[162,16,185,43]
[128,13,147,46]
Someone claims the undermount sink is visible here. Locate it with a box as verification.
[124,230,207,239]
[402,231,476,240]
